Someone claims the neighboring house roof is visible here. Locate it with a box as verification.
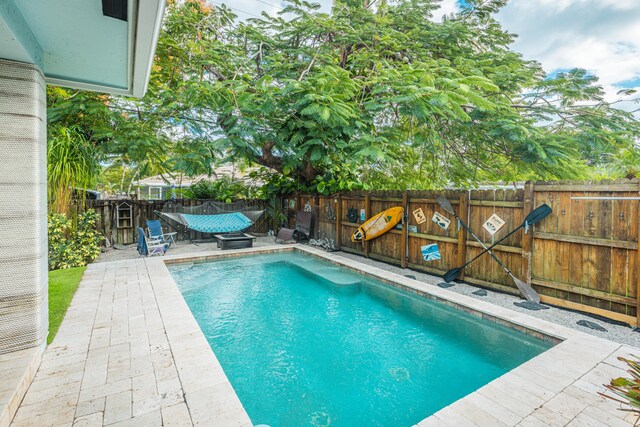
[0,0,165,97]
[134,175,205,188]
[134,165,270,188]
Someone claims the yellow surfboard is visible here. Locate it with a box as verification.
[351,207,404,242]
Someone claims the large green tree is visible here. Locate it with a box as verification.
[47,0,640,193]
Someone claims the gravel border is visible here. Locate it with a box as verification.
[336,250,640,348]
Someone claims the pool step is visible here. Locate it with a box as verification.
[289,260,361,286]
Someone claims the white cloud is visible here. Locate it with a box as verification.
[433,0,459,22]
[496,0,640,109]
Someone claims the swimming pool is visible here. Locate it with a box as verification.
[169,252,551,427]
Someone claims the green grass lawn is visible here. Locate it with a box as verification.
[48,266,86,344]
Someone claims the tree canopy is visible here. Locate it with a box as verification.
[47,0,640,196]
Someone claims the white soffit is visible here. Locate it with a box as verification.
[0,0,165,98]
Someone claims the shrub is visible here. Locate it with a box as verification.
[186,178,253,202]
[602,355,640,423]
[48,209,103,270]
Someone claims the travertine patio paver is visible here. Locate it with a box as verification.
[0,347,43,427]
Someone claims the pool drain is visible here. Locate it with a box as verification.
[389,367,411,381]
[310,411,331,427]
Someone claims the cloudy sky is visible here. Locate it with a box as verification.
[217,0,640,109]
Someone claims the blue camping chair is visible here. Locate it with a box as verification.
[147,219,177,247]
[137,227,168,257]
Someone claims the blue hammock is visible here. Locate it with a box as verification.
[180,212,253,233]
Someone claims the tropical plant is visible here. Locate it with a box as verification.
[602,355,640,424]
[48,210,103,270]
[264,196,288,230]
[47,127,101,214]
[186,177,253,202]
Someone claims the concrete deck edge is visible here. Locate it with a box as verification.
[146,256,253,426]
[0,344,44,427]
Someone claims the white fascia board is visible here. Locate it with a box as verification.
[44,77,132,95]
[131,0,166,98]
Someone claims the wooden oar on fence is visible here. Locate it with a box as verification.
[443,204,552,283]
[435,196,545,304]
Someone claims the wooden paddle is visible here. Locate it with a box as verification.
[443,204,552,282]
[435,196,543,304]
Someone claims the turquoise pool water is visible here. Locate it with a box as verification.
[170,252,551,427]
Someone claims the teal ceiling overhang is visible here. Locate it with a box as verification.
[0,0,165,97]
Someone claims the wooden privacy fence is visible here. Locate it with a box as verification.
[292,179,640,326]
[85,199,270,246]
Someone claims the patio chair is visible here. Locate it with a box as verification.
[137,227,168,257]
[147,219,177,247]
[276,211,312,243]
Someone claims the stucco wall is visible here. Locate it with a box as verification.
[0,59,48,353]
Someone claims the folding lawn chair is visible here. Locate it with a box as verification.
[137,227,169,257]
[147,219,177,247]
[276,211,312,243]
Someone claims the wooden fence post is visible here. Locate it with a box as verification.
[313,194,320,239]
[457,192,469,280]
[636,184,640,326]
[401,191,408,268]
[522,182,535,287]
[364,192,371,257]
[335,194,342,249]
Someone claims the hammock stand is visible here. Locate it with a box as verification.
[153,201,265,245]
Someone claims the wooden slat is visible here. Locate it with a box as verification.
[539,295,636,326]
[535,184,640,192]
[409,232,458,244]
[468,200,524,208]
[370,196,403,202]
[535,232,638,250]
[465,241,522,254]
[410,198,460,205]
[531,279,636,306]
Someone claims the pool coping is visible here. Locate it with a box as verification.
[0,345,43,427]
[151,244,633,426]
